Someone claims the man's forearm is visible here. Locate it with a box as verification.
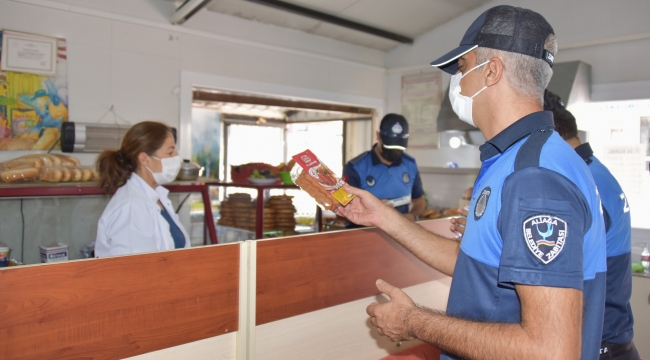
[409,307,558,360]
[376,208,459,276]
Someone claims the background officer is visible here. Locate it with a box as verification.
[342,113,425,227]
[545,90,639,360]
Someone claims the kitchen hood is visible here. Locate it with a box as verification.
[436,61,592,144]
[546,61,591,108]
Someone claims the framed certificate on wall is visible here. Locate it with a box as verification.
[1,30,57,76]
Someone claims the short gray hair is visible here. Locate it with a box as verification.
[475,33,557,106]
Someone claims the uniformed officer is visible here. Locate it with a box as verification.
[336,6,607,360]
[342,113,425,227]
[545,90,639,360]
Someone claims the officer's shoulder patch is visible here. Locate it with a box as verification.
[348,151,370,165]
[522,214,568,265]
[474,187,491,220]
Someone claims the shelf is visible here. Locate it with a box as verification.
[0,179,218,245]
[418,167,480,175]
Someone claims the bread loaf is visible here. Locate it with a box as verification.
[90,168,99,181]
[81,168,92,182]
[20,154,55,167]
[70,168,82,182]
[1,167,40,183]
[51,154,80,167]
[40,167,63,183]
[3,158,44,169]
[61,167,72,182]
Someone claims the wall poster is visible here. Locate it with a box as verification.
[0,30,68,151]
[401,71,442,148]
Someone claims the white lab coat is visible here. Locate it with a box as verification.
[95,173,190,257]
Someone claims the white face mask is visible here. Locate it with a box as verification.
[147,155,181,185]
[449,60,490,126]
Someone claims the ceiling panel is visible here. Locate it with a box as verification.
[204,0,491,51]
[206,0,321,31]
[307,22,401,52]
[287,0,361,14]
[341,0,482,37]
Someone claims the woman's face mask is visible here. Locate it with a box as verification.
[147,155,181,185]
[449,60,490,126]
[381,147,404,163]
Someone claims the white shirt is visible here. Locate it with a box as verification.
[95,173,190,257]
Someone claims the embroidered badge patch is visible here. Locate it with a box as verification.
[392,123,403,134]
[366,175,376,187]
[474,187,491,220]
[523,214,568,264]
[402,172,410,183]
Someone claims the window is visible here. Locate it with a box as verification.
[225,123,284,182]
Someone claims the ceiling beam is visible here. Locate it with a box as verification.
[193,91,375,114]
[171,0,213,25]
[243,0,413,44]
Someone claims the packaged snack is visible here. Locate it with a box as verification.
[290,150,355,210]
[40,242,68,263]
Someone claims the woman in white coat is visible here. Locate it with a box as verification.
[94,121,190,257]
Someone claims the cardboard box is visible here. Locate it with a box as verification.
[39,243,68,263]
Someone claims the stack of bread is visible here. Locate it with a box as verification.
[217,193,255,231]
[420,208,442,219]
[266,195,296,233]
[0,154,98,183]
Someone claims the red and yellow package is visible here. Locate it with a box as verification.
[290,150,355,210]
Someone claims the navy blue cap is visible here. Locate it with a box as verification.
[379,113,409,150]
[430,5,555,74]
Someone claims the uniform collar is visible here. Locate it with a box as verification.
[371,143,404,167]
[479,111,555,161]
[574,142,593,161]
[130,172,164,205]
[574,142,593,164]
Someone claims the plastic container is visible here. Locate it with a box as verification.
[0,243,10,267]
[216,225,255,243]
[279,171,293,185]
[39,242,69,263]
[642,242,650,274]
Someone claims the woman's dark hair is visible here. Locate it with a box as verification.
[544,90,578,140]
[96,121,172,192]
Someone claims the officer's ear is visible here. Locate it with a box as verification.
[484,57,504,87]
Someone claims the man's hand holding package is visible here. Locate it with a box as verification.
[336,184,395,227]
[366,279,417,342]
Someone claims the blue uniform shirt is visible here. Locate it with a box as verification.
[443,112,607,360]
[575,143,634,344]
[343,145,423,217]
